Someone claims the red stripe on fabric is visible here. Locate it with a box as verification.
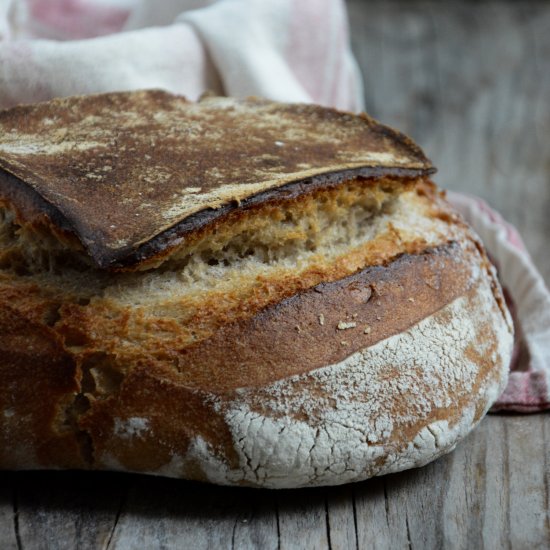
[492,372,550,412]
[27,0,129,38]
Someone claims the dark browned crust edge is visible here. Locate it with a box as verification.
[0,164,436,271]
[0,169,78,242]
[357,111,429,172]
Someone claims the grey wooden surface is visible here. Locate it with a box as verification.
[0,416,548,549]
[1,1,549,549]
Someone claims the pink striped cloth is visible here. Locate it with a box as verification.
[0,1,548,412]
[448,192,550,413]
[0,0,364,111]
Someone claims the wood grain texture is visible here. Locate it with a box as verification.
[0,476,18,550]
[0,2,548,549]
[107,478,279,550]
[12,472,126,549]
[0,416,548,549]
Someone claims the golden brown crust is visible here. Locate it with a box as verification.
[0,94,513,487]
[168,240,473,392]
[0,174,513,482]
[0,180,459,372]
[70,239,495,479]
[0,91,434,269]
[0,232,512,479]
[0,302,84,469]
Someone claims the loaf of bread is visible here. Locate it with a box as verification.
[0,91,513,488]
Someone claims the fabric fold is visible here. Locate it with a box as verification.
[448,191,550,412]
[0,0,363,111]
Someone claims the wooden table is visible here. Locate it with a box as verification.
[1,1,549,548]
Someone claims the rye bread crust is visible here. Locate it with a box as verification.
[0,93,513,487]
[0,227,513,485]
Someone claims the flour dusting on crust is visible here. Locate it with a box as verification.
[176,273,512,488]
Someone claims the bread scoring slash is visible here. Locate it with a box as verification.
[0,91,513,488]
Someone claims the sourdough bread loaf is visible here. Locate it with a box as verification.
[0,91,513,488]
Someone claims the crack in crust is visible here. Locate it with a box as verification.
[0,93,513,484]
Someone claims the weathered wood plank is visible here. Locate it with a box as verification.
[356,458,449,549]
[326,485,358,550]
[107,478,278,550]
[0,474,19,550]
[475,416,510,549]
[10,471,126,550]
[506,416,549,549]
[544,415,550,543]
[353,416,550,550]
[440,415,508,550]
[276,488,330,550]
[354,476,410,550]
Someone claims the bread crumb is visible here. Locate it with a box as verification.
[364,326,371,334]
[408,297,415,302]
[376,316,381,321]
[340,341,348,346]
[352,313,358,319]
[295,325,302,333]
[319,314,325,326]
[337,321,357,330]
